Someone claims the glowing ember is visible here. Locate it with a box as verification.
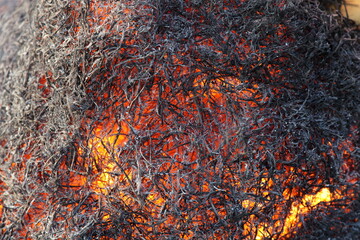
[1,0,359,239]
[246,188,334,240]
[53,0,360,238]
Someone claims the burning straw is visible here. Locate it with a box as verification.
[1,0,360,239]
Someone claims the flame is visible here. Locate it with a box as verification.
[2,1,359,239]
[87,122,130,192]
[246,188,333,240]
[69,1,359,239]
[77,71,356,239]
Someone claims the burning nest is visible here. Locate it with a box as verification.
[0,0,359,239]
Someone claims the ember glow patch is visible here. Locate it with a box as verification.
[0,1,359,239]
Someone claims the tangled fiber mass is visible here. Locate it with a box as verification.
[0,0,360,239]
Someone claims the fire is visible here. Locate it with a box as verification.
[284,188,332,233]
[86,122,130,192]
[62,0,360,239]
[247,188,333,240]
[75,69,355,239]
[1,0,359,239]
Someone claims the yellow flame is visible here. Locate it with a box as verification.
[281,188,332,238]
[245,187,333,240]
[83,122,131,193]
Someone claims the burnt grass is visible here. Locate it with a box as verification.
[0,0,359,239]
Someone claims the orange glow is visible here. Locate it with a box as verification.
[75,119,131,193]
[3,1,358,239]
[282,188,332,236]
[78,71,356,239]
[69,2,359,239]
[246,188,334,240]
